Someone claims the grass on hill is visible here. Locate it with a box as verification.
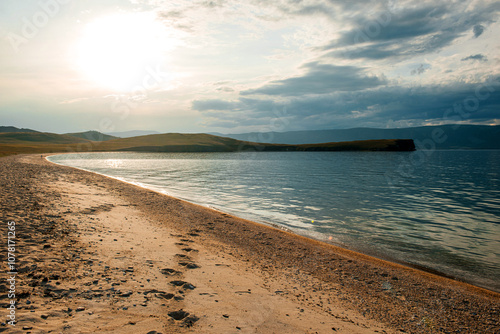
[65,131,118,142]
[0,132,415,157]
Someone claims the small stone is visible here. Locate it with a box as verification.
[76,307,85,312]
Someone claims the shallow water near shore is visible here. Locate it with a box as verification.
[49,150,500,292]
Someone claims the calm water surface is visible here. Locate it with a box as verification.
[49,151,500,292]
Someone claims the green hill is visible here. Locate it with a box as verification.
[0,126,39,133]
[0,131,415,157]
[0,132,91,144]
[65,131,118,142]
[98,133,254,152]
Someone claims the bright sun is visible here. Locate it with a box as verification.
[74,13,171,91]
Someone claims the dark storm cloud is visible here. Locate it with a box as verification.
[240,62,387,96]
[473,24,485,37]
[194,78,500,130]
[320,2,499,60]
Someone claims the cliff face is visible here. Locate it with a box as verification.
[385,139,416,152]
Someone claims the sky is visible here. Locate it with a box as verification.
[0,0,499,134]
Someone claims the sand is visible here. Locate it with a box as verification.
[0,154,499,333]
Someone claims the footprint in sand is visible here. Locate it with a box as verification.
[178,262,200,269]
[174,254,190,259]
[174,253,200,269]
[160,268,182,276]
[181,247,198,253]
[169,281,196,290]
[167,310,199,327]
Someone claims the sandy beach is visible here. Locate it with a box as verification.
[0,154,499,333]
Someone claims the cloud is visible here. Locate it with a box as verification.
[411,64,431,76]
[216,86,235,92]
[473,24,485,38]
[320,2,500,60]
[241,62,387,96]
[461,54,488,62]
[194,77,500,130]
[192,99,241,111]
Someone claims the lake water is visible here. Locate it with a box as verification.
[48,150,500,292]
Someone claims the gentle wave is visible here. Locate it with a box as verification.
[48,150,500,292]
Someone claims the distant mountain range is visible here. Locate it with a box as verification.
[104,130,161,138]
[213,125,500,149]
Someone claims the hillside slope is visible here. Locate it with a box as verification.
[65,131,118,142]
[0,132,415,157]
[0,132,91,144]
[0,126,39,133]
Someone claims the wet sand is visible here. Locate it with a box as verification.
[0,154,499,333]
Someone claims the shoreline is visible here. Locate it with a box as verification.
[1,153,499,333]
[46,152,499,294]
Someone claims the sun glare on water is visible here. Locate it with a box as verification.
[74,13,172,91]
